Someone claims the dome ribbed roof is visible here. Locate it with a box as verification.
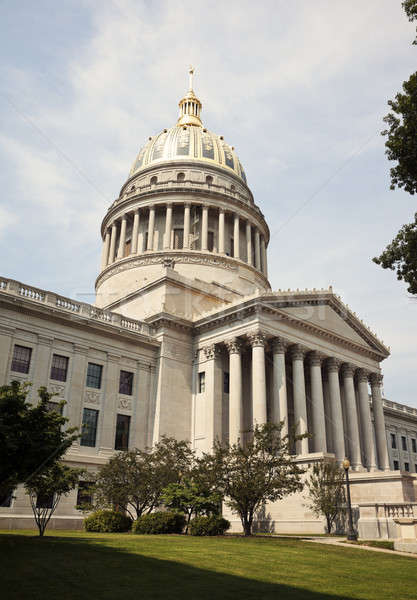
[129,126,247,183]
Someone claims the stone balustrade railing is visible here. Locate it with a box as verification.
[383,399,417,417]
[0,277,154,337]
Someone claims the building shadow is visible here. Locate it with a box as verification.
[0,532,366,600]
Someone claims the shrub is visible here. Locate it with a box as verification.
[132,511,186,534]
[84,510,132,533]
[189,515,230,536]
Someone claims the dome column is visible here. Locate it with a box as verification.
[101,229,111,269]
[183,203,191,249]
[117,215,127,259]
[218,208,225,254]
[261,236,267,277]
[234,215,240,259]
[164,204,173,250]
[147,206,155,251]
[254,229,261,270]
[131,209,140,255]
[201,206,208,251]
[246,221,253,266]
[108,222,118,264]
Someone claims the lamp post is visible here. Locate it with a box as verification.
[342,458,357,541]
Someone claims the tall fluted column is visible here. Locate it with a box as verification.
[203,344,223,449]
[255,229,261,270]
[117,215,127,259]
[342,364,362,470]
[147,206,155,251]
[272,339,288,437]
[309,352,327,453]
[226,339,243,445]
[261,236,267,277]
[183,203,190,248]
[101,229,111,269]
[108,222,117,264]
[370,373,390,471]
[326,358,345,462]
[131,209,140,255]
[218,209,225,253]
[164,204,173,249]
[249,333,267,426]
[357,369,377,471]
[246,221,253,266]
[201,205,208,251]
[234,215,240,259]
[291,345,309,455]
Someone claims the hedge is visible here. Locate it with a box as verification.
[189,515,230,536]
[133,511,186,534]
[84,510,132,533]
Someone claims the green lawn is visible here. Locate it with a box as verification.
[1,531,416,600]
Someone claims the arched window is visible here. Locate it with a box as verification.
[206,175,213,185]
[177,172,185,182]
[150,176,157,186]
[231,184,235,192]
[130,185,136,192]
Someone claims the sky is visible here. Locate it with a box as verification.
[0,0,416,406]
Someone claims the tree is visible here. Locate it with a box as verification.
[0,381,78,498]
[207,423,305,536]
[93,436,194,520]
[25,462,83,536]
[373,214,417,294]
[305,460,345,534]
[373,2,417,292]
[162,476,222,533]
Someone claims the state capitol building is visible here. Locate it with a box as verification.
[1,72,416,536]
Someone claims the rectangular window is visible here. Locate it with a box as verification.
[390,433,397,449]
[412,439,417,454]
[80,408,99,447]
[0,489,13,508]
[124,239,131,257]
[76,482,93,509]
[404,462,410,472]
[119,370,134,395]
[393,460,399,470]
[50,354,69,382]
[401,436,407,451]
[86,363,103,389]
[198,372,205,394]
[174,228,184,249]
[115,414,130,451]
[208,231,215,252]
[223,372,230,394]
[11,345,32,374]
[36,492,54,509]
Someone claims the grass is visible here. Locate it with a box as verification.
[343,539,395,551]
[1,530,416,600]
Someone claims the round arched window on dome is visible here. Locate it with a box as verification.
[150,176,157,186]
[206,175,213,185]
[177,172,185,182]
[230,184,236,192]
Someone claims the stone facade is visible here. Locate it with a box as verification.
[1,77,416,536]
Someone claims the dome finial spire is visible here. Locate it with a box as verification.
[177,66,202,127]
[188,65,195,91]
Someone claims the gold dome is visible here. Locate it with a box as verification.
[129,68,247,183]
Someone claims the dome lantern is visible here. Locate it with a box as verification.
[177,67,203,127]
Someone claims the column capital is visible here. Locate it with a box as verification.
[369,372,383,387]
[225,338,242,355]
[184,201,191,208]
[326,357,341,373]
[308,350,323,366]
[341,363,356,378]
[290,344,306,361]
[203,344,222,360]
[248,332,267,348]
[272,338,288,354]
[357,368,370,383]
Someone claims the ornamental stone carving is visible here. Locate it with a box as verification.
[290,344,305,361]
[225,339,242,354]
[369,372,383,387]
[326,357,341,373]
[203,344,222,360]
[118,396,132,411]
[308,351,322,367]
[49,383,65,398]
[341,363,356,378]
[84,390,100,405]
[357,368,369,383]
[248,332,266,348]
[272,338,287,354]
